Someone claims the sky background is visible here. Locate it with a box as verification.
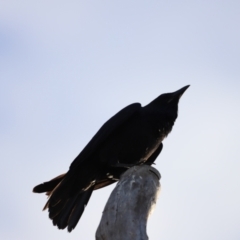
[1,1,240,239]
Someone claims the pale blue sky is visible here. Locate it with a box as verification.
[0,1,240,239]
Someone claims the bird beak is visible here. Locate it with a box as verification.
[170,85,190,101]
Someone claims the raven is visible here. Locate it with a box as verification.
[33,85,189,232]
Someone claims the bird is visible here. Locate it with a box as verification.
[33,85,189,232]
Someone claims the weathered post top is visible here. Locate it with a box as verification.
[96,165,161,240]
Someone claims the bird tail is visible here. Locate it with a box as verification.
[33,170,118,232]
[33,172,95,232]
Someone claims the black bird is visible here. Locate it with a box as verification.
[33,85,189,232]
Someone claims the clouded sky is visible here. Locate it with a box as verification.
[1,1,240,239]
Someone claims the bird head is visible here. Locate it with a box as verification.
[146,85,190,121]
[159,85,190,104]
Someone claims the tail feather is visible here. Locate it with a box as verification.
[48,197,68,219]
[33,174,65,194]
[67,187,94,232]
[55,195,79,229]
[94,178,117,190]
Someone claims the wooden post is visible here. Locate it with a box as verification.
[96,165,161,240]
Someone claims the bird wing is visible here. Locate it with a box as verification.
[69,103,142,169]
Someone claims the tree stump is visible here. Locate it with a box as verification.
[96,165,161,240]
